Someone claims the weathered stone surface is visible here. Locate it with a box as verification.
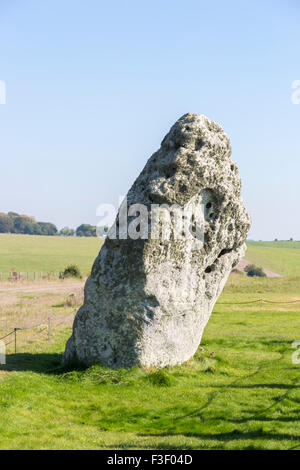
[64,113,250,368]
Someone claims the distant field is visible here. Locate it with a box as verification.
[0,234,102,275]
[246,241,300,277]
[0,234,299,277]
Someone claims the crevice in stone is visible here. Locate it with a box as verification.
[218,247,233,258]
[205,247,234,274]
[205,261,218,273]
[205,265,213,273]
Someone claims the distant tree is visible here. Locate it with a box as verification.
[290,238,293,242]
[60,226,75,236]
[76,224,97,237]
[37,222,58,236]
[0,212,58,235]
[0,214,14,233]
[24,222,42,235]
[274,238,278,242]
[13,215,36,233]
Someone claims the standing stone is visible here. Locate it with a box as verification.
[64,113,250,368]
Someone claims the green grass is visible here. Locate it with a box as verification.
[0,276,299,450]
[0,234,299,277]
[0,234,102,275]
[246,241,300,277]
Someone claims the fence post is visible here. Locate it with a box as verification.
[14,328,21,353]
[14,328,17,354]
[48,318,51,341]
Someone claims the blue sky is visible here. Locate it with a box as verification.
[0,0,299,239]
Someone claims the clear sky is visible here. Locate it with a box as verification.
[0,0,299,240]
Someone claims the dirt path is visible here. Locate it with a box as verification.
[236,258,281,277]
[0,280,84,295]
[0,280,85,331]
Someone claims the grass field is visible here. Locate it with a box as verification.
[1,234,300,277]
[246,241,300,277]
[0,234,103,275]
[0,275,299,450]
[0,235,299,449]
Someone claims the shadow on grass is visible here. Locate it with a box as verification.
[137,430,300,443]
[227,416,300,424]
[0,352,74,374]
[205,383,300,390]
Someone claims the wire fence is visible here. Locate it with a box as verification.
[0,297,299,355]
[0,321,46,354]
[0,317,74,374]
[0,271,62,282]
[0,317,71,354]
[216,298,300,305]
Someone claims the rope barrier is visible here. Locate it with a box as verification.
[217,299,262,305]
[0,320,70,345]
[0,330,14,341]
[0,296,299,354]
[261,299,300,304]
[0,323,51,354]
[34,327,48,334]
[216,298,300,305]
[21,323,47,331]
[0,316,72,355]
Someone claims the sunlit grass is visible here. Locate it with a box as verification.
[0,276,299,450]
[246,241,300,276]
[0,234,102,275]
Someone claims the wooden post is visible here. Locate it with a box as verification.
[14,328,17,354]
[14,328,21,353]
[48,318,51,341]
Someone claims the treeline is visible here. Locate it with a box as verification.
[0,212,57,235]
[0,212,108,237]
[61,224,100,237]
[60,224,108,237]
